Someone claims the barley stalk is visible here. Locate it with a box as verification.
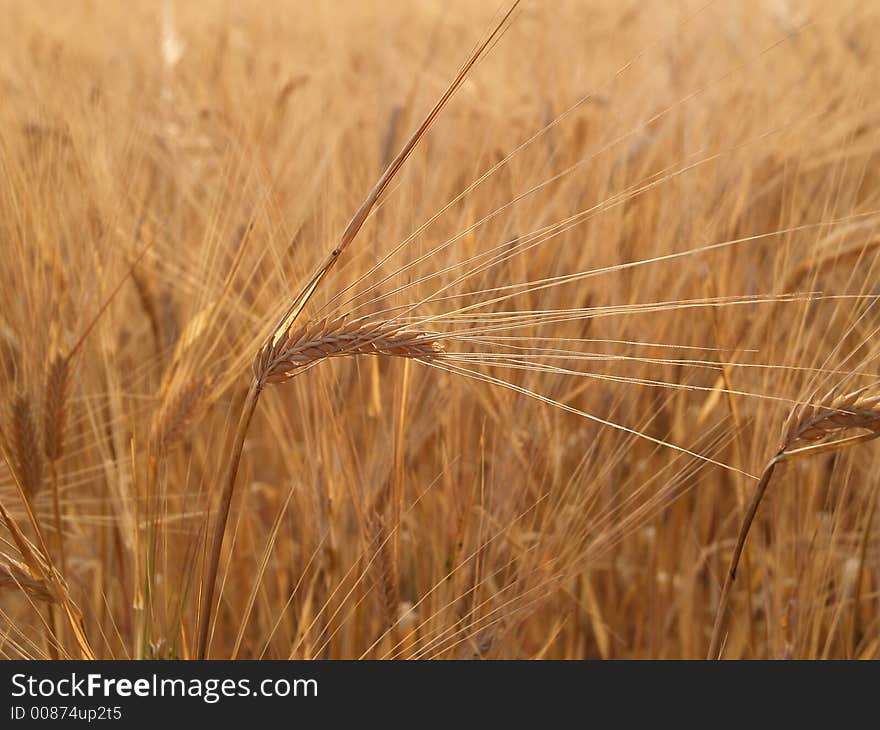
[708,387,880,659]
[196,321,444,658]
[194,3,518,659]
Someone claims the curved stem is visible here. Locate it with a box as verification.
[196,378,262,660]
[707,453,781,659]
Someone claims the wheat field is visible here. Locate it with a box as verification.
[1,0,879,660]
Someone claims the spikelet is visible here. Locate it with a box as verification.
[779,386,880,458]
[43,353,70,462]
[150,374,216,452]
[9,393,43,497]
[254,317,445,384]
[366,511,399,630]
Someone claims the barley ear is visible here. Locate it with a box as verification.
[43,353,70,463]
[151,374,216,452]
[9,393,43,498]
[0,554,57,604]
[709,390,880,658]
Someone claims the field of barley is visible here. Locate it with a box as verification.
[0,0,879,660]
